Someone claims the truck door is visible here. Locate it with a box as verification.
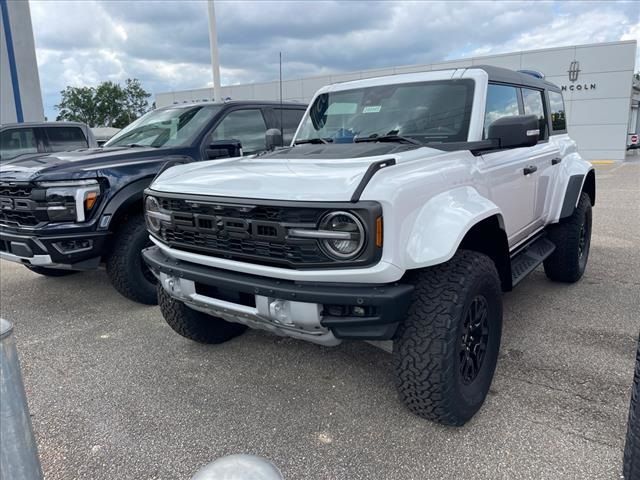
[479,84,538,245]
[520,87,561,230]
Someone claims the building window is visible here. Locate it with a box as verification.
[522,88,547,139]
[548,91,567,132]
[484,84,520,138]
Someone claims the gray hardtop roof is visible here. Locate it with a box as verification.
[469,65,562,92]
[158,100,307,110]
[0,121,89,129]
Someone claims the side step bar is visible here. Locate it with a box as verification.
[510,236,556,287]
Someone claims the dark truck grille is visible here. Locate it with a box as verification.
[0,183,46,227]
[156,197,331,268]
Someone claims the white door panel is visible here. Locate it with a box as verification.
[479,147,537,243]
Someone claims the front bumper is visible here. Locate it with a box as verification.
[143,245,414,345]
[0,228,108,270]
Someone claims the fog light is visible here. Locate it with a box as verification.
[53,239,93,254]
[352,306,366,317]
[268,299,293,325]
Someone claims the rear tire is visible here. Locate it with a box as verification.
[544,192,592,283]
[24,265,77,277]
[106,213,157,305]
[393,250,503,426]
[158,285,247,344]
[623,334,640,479]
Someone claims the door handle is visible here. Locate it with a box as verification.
[523,165,538,175]
[552,157,562,165]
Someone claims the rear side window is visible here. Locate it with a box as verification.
[273,108,305,145]
[521,88,547,139]
[0,128,38,161]
[46,127,88,152]
[484,84,520,138]
[548,91,567,132]
[209,109,268,155]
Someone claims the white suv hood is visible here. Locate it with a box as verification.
[151,147,444,202]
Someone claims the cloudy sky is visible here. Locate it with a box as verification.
[30,0,639,119]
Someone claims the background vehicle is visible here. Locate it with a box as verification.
[0,101,306,304]
[0,121,97,164]
[143,67,595,425]
[91,127,121,147]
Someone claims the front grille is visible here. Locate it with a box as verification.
[151,194,382,269]
[0,185,33,198]
[0,210,40,226]
[0,182,45,227]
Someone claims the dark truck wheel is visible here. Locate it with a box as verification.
[623,334,640,480]
[544,192,592,283]
[106,213,157,305]
[393,250,503,426]
[25,265,77,277]
[158,285,247,344]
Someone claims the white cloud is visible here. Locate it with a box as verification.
[30,0,639,119]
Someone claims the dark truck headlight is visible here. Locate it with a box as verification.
[144,195,171,234]
[37,180,101,222]
[289,210,375,261]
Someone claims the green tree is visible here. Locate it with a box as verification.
[55,78,151,128]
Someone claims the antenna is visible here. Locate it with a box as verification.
[279,51,284,146]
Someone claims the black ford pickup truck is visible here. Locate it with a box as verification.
[0,101,306,304]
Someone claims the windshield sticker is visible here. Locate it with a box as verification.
[363,106,382,113]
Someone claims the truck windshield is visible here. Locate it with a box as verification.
[295,79,474,145]
[105,105,222,148]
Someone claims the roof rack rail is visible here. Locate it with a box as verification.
[518,69,545,80]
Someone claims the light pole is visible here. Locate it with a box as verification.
[207,0,222,102]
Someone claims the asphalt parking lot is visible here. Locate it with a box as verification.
[1,160,639,480]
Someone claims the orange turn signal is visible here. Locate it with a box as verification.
[85,191,98,210]
[375,216,383,247]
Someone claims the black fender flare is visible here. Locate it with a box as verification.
[559,174,585,219]
[98,177,155,230]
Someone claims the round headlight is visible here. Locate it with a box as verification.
[319,211,365,259]
[145,196,162,233]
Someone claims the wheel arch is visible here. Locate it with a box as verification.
[99,177,154,234]
[402,187,510,289]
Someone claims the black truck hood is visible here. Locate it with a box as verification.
[0,147,168,182]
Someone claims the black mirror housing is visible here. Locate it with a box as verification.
[488,114,540,149]
[206,139,242,159]
[265,128,283,150]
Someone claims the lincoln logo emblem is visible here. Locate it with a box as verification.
[568,61,580,82]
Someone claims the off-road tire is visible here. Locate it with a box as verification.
[623,334,640,480]
[24,265,77,277]
[544,192,592,283]
[393,250,503,426]
[106,213,157,304]
[158,285,247,344]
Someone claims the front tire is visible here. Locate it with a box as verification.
[106,213,157,304]
[158,286,247,344]
[393,250,503,426]
[25,265,77,277]
[544,192,592,283]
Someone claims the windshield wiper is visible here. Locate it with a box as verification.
[354,133,422,145]
[294,137,333,145]
[125,143,156,148]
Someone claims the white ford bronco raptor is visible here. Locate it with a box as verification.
[142,66,595,425]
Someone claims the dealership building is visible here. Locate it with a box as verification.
[157,40,639,161]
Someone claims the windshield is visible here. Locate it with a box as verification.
[105,105,222,148]
[295,79,474,144]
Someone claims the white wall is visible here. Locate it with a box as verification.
[0,0,44,124]
[156,40,638,161]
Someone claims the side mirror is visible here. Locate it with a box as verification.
[488,114,540,149]
[265,128,283,150]
[205,139,242,160]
